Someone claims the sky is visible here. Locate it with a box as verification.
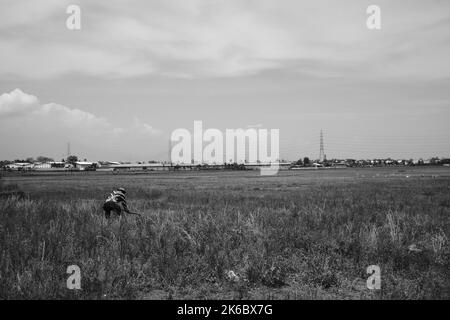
[0,0,449,162]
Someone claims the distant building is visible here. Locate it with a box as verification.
[5,162,33,170]
[33,162,51,169]
[74,161,96,170]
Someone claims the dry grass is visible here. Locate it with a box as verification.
[0,169,449,299]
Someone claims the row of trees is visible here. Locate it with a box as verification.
[6,156,55,164]
[292,156,450,167]
[294,157,311,166]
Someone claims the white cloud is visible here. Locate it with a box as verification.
[0,89,161,159]
[0,89,39,117]
[0,89,112,130]
[37,103,111,129]
[0,0,449,79]
[132,117,162,136]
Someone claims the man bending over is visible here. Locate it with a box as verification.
[103,187,139,218]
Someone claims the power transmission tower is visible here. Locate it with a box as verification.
[67,142,71,159]
[319,130,325,163]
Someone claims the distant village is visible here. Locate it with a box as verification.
[1,155,450,172]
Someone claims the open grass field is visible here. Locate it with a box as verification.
[1,167,449,299]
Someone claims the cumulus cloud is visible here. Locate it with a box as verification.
[0,89,39,117]
[0,89,111,130]
[0,88,159,135]
[132,117,162,136]
[38,103,112,130]
[0,89,161,159]
[0,0,449,79]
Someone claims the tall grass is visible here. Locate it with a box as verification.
[0,173,449,299]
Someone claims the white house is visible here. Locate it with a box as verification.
[74,161,95,170]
